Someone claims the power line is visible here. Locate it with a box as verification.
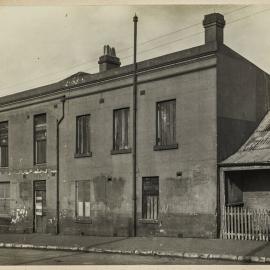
[116,6,270,62]
[117,5,250,53]
[0,5,252,92]
[226,6,270,25]
[0,5,267,94]
[101,31,204,65]
[85,32,204,72]
[83,6,252,72]
[0,20,200,89]
[223,5,250,15]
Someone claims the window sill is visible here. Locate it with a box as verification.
[74,218,92,224]
[34,163,47,168]
[138,219,159,224]
[111,148,132,155]
[153,143,178,151]
[0,215,11,219]
[226,202,244,207]
[74,152,92,158]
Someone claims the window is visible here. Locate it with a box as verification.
[0,122,8,167]
[76,115,91,157]
[142,177,159,221]
[34,114,47,164]
[75,180,90,219]
[112,108,130,153]
[0,182,10,216]
[155,99,177,150]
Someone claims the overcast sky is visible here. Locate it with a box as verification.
[0,4,270,97]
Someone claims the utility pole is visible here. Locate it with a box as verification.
[132,13,138,237]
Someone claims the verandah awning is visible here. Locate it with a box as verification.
[221,111,270,166]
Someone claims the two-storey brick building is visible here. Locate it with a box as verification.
[0,13,269,238]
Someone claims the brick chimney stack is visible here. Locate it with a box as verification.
[98,45,121,72]
[203,13,225,44]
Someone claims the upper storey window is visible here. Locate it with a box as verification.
[0,121,8,167]
[75,114,91,157]
[154,99,178,151]
[112,108,130,153]
[34,114,47,165]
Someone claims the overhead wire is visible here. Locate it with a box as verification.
[116,6,270,62]
[0,5,252,92]
[0,5,251,92]
[0,5,268,94]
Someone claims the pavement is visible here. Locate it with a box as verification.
[0,233,269,264]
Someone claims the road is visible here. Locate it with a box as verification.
[0,248,260,265]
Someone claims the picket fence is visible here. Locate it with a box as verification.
[221,206,270,241]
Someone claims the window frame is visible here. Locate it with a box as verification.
[0,121,8,168]
[33,113,47,165]
[111,107,131,155]
[154,99,178,151]
[75,180,91,222]
[0,181,10,218]
[75,114,92,158]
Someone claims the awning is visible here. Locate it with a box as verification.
[221,111,270,166]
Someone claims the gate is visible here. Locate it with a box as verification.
[221,206,270,241]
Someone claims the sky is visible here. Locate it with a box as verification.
[0,4,270,97]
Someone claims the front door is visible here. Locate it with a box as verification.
[33,180,46,233]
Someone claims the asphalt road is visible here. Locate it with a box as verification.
[0,248,259,265]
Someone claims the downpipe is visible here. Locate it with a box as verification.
[56,95,66,234]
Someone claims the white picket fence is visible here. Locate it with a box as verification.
[221,206,270,241]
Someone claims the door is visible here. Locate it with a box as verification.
[33,180,46,233]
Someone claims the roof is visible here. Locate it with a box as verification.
[221,111,270,166]
[0,42,218,107]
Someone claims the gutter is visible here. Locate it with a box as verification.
[0,56,216,113]
[218,162,270,167]
[56,95,66,234]
[0,42,218,108]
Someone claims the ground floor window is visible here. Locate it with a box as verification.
[75,180,90,219]
[0,182,10,216]
[142,177,159,220]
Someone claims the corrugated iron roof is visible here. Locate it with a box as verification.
[222,111,270,165]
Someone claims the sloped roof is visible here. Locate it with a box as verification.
[222,111,270,165]
[0,42,219,107]
[60,72,91,87]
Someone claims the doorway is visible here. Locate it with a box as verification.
[33,180,46,233]
[221,169,270,241]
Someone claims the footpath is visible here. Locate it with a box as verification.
[0,233,269,264]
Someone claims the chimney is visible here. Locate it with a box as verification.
[203,13,225,44]
[98,45,121,72]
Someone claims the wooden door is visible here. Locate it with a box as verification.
[34,181,46,233]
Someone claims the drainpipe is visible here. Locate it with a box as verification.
[56,95,66,234]
[216,167,221,238]
[132,14,138,237]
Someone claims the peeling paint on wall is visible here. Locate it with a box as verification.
[60,209,69,219]
[2,168,57,177]
[11,206,28,224]
[19,182,32,201]
[93,176,125,210]
[48,217,56,224]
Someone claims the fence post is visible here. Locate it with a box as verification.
[229,206,232,239]
[240,207,243,240]
[222,206,226,239]
[236,206,240,239]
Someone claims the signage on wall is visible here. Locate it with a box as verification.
[35,196,43,216]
